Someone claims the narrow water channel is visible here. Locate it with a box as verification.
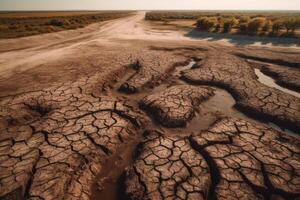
[200,88,299,137]
[254,68,300,98]
[173,59,196,77]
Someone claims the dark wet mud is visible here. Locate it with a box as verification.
[90,138,141,200]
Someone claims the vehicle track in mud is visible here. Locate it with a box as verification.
[0,41,300,200]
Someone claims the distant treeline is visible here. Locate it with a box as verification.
[145,11,300,37]
[0,11,132,38]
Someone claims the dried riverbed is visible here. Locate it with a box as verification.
[0,12,299,200]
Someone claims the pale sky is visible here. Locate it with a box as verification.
[0,0,300,11]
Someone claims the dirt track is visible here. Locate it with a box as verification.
[0,12,300,200]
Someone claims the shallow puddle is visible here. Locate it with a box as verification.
[173,59,196,77]
[162,88,251,136]
[255,68,300,98]
[200,89,248,120]
[204,88,299,136]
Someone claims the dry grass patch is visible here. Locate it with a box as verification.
[0,11,132,38]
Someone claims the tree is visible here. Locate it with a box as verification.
[215,23,221,32]
[282,18,300,34]
[272,20,283,35]
[247,17,266,34]
[262,20,272,33]
[239,16,251,24]
[283,19,293,33]
[291,18,300,33]
[239,23,248,33]
[222,17,238,32]
[196,17,218,31]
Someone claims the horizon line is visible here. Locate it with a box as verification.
[0,9,300,12]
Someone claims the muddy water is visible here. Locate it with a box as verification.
[162,88,253,136]
[200,89,248,120]
[255,68,300,98]
[173,60,196,77]
[199,88,299,137]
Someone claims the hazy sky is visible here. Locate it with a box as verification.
[1,0,300,11]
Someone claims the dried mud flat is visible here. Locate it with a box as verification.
[0,13,300,200]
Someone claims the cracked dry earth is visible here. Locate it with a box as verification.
[140,85,214,128]
[0,43,300,200]
[0,78,141,199]
[126,118,300,200]
[181,51,300,132]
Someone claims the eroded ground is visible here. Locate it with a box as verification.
[0,12,300,200]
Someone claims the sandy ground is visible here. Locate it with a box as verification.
[0,11,299,96]
[0,11,298,79]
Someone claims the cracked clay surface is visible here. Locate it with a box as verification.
[140,85,214,127]
[125,118,300,200]
[182,51,300,132]
[0,40,300,200]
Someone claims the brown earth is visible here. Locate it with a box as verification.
[126,118,300,200]
[181,51,300,132]
[245,59,300,92]
[140,85,214,127]
[0,11,299,200]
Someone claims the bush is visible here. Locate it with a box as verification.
[282,18,300,34]
[239,23,248,33]
[247,17,266,34]
[215,23,221,32]
[222,17,238,32]
[239,16,251,24]
[48,19,70,26]
[272,20,283,34]
[262,20,272,32]
[291,18,300,33]
[196,17,218,31]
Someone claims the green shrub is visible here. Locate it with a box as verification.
[222,17,238,32]
[262,20,272,32]
[196,17,218,31]
[272,20,283,34]
[215,23,221,32]
[48,19,70,26]
[239,16,251,24]
[291,18,300,33]
[282,18,300,34]
[247,17,266,34]
[239,23,248,33]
